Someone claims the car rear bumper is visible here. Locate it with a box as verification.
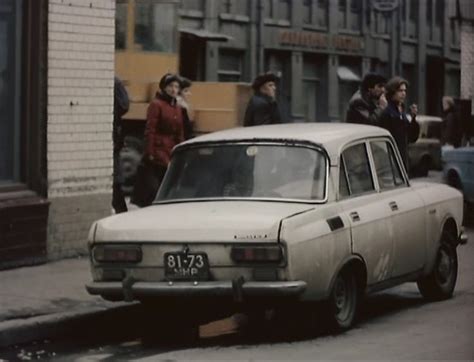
[86,279,307,301]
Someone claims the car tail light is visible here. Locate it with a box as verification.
[231,245,283,263]
[93,245,142,263]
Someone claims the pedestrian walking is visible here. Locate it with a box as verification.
[112,76,130,213]
[244,72,282,127]
[177,76,194,140]
[345,72,387,125]
[131,73,184,207]
[379,76,419,170]
[441,96,462,148]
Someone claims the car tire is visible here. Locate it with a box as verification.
[417,240,458,301]
[324,269,359,332]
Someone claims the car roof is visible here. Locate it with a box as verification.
[181,123,391,160]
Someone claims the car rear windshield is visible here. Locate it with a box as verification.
[156,143,327,202]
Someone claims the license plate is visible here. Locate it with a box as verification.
[164,252,209,280]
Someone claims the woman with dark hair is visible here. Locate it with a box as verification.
[379,76,419,170]
[131,73,184,207]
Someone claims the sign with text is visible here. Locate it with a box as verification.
[279,30,364,53]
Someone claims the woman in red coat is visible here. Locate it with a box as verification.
[132,73,184,207]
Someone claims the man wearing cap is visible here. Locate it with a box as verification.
[345,72,387,125]
[244,72,282,127]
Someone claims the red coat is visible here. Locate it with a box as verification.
[144,93,184,167]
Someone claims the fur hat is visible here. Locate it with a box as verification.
[159,73,181,91]
[252,72,278,91]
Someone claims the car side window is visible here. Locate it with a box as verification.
[370,141,404,189]
[341,143,374,196]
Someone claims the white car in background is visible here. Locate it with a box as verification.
[408,115,443,177]
[86,123,467,338]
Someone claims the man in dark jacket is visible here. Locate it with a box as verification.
[112,76,129,213]
[346,72,387,125]
[244,72,282,127]
[442,96,462,147]
[379,76,419,170]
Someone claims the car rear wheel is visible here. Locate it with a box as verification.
[325,269,359,332]
[417,241,458,301]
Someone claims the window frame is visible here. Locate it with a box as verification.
[368,139,407,191]
[156,140,330,205]
[338,140,376,199]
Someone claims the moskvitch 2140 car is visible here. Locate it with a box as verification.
[86,123,468,337]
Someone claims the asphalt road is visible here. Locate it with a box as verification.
[3,226,473,361]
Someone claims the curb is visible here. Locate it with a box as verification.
[0,303,139,349]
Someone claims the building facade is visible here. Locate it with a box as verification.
[0,0,115,268]
[177,0,461,122]
[0,0,467,268]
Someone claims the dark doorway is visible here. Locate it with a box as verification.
[426,57,444,116]
[179,34,205,81]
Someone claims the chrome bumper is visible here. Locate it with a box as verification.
[86,280,306,300]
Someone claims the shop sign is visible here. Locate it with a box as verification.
[279,30,364,52]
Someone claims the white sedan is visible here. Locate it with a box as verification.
[86,123,467,334]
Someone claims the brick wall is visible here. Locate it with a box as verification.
[47,0,115,258]
[460,22,474,112]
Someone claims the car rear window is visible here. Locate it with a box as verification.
[156,144,327,202]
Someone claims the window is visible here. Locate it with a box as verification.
[338,0,347,29]
[263,0,290,21]
[134,1,176,52]
[179,0,204,11]
[370,141,404,190]
[218,49,243,82]
[158,144,327,202]
[341,143,374,196]
[221,0,249,15]
[303,0,312,24]
[349,0,361,31]
[303,0,328,27]
[115,1,127,50]
[0,0,22,184]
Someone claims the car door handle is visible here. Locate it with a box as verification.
[389,201,398,211]
[349,211,360,222]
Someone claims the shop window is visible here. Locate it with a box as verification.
[0,0,21,184]
[115,0,127,50]
[134,1,176,52]
[218,49,243,82]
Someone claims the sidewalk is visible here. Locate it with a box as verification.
[0,257,132,348]
[0,257,241,349]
